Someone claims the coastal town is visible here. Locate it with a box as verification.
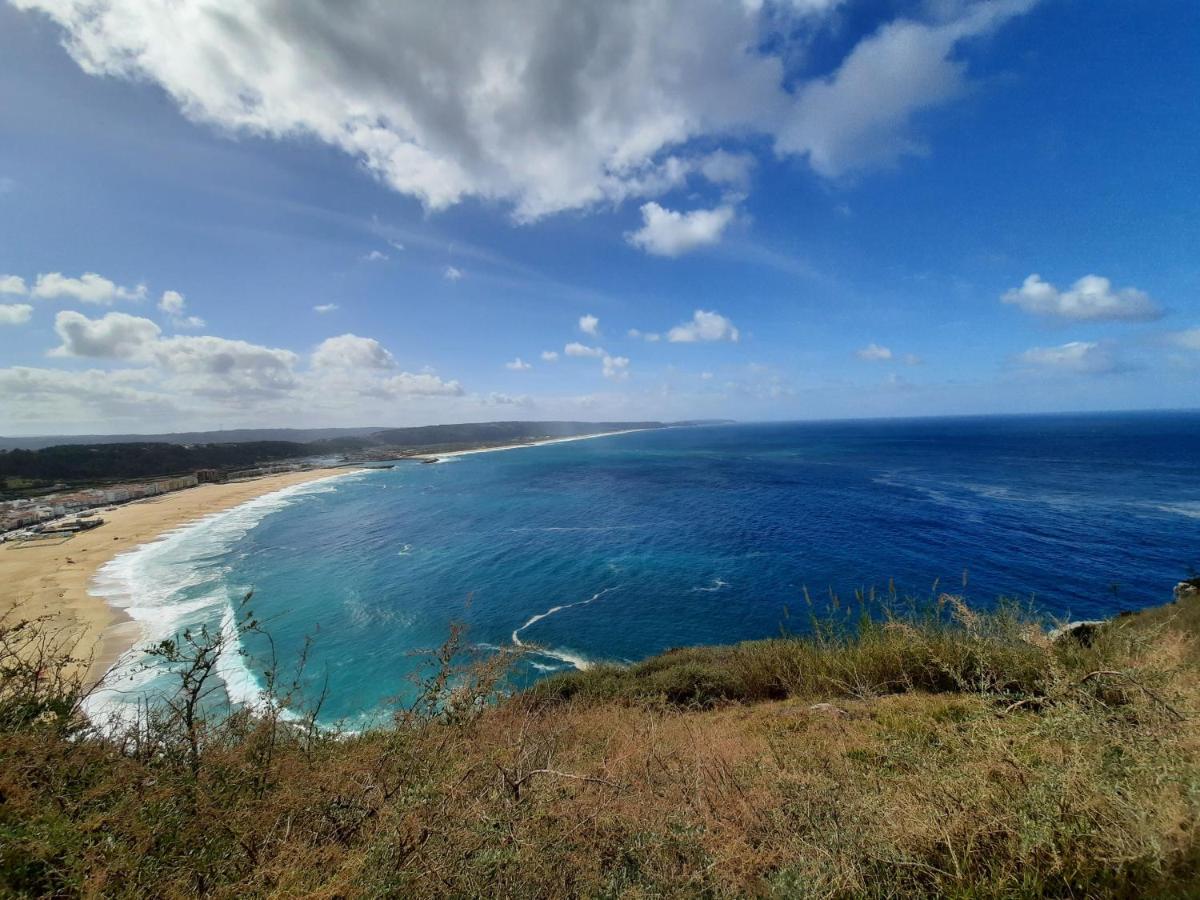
[0,465,313,539]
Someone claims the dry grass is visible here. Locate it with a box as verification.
[3,594,1200,897]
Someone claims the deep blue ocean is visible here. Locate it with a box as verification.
[88,413,1200,726]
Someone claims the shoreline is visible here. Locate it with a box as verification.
[0,467,360,685]
[412,427,650,461]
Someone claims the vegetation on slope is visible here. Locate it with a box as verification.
[0,421,669,490]
[3,590,1200,897]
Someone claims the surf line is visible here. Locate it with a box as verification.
[511,587,618,671]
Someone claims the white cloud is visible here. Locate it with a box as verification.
[51,310,161,359]
[697,150,755,189]
[565,341,605,358]
[363,250,389,262]
[154,335,300,396]
[1002,274,1160,322]
[32,271,147,304]
[443,265,464,282]
[158,289,205,329]
[602,354,631,381]
[628,328,661,342]
[158,290,185,316]
[487,391,533,406]
[579,314,600,336]
[506,356,532,371]
[47,310,299,397]
[0,304,33,325]
[0,366,176,424]
[700,371,714,380]
[1165,328,1200,352]
[314,303,339,314]
[384,371,463,396]
[11,1,1032,221]
[312,334,397,370]
[856,342,892,361]
[627,202,735,257]
[777,0,1036,176]
[0,275,27,295]
[540,350,559,362]
[1018,341,1121,374]
[667,310,739,343]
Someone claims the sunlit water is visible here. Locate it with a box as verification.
[86,413,1200,726]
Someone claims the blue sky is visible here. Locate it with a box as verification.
[0,0,1197,435]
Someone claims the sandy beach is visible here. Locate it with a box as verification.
[413,427,650,460]
[1,429,645,687]
[0,467,358,684]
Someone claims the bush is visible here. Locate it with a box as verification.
[2,592,1199,897]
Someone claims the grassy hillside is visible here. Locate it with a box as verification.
[4,589,1200,897]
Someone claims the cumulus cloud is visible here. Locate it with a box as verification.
[629,328,661,342]
[49,309,300,396]
[0,275,27,295]
[602,354,631,381]
[0,366,176,424]
[777,0,1036,176]
[0,304,33,325]
[32,271,146,304]
[383,371,463,396]
[153,336,300,396]
[443,266,464,282]
[10,1,1033,220]
[856,342,892,361]
[565,341,605,358]
[312,334,397,370]
[506,357,533,371]
[579,314,600,336]
[540,350,559,362]
[487,391,533,406]
[1002,274,1160,322]
[51,310,161,359]
[314,303,339,314]
[627,202,735,256]
[158,290,205,329]
[1017,341,1122,375]
[158,290,185,316]
[667,310,739,343]
[362,250,389,262]
[697,150,755,189]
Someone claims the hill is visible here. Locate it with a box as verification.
[0,421,680,452]
[4,584,1200,896]
[0,421,674,490]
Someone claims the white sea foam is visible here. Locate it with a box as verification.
[1153,501,1200,520]
[691,578,730,593]
[83,471,365,725]
[510,587,617,670]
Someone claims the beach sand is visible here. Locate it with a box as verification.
[0,467,358,684]
[413,427,650,460]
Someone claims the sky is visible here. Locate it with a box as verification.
[0,0,1197,436]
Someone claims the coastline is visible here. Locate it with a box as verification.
[413,427,651,461]
[0,467,360,685]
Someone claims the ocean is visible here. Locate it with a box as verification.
[86,412,1200,726]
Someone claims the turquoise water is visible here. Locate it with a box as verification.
[87,413,1200,725]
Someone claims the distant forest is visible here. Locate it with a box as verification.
[0,440,363,484]
[0,421,677,485]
